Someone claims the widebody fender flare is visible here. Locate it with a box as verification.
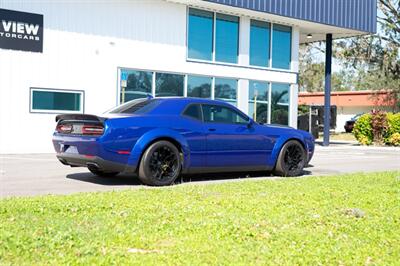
[126,128,190,171]
[268,133,306,167]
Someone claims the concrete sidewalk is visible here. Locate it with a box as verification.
[1,145,399,198]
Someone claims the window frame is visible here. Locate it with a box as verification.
[186,7,293,72]
[214,77,239,106]
[29,87,85,114]
[119,69,153,104]
[187,8,214,61]
[270,82,290,125]
[214,12,240,64]
[201,103,249,125]
[248,80,270,123]
[186,74,212,99]
[154,72,185,97]
[249,19,271,68]
[271,24,292,70]
[186,7,240,66]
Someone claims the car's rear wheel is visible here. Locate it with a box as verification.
[274,140,306,177]
[88,168,120,177]
[138,140,181,186]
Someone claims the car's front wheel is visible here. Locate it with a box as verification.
[274,140,306,177]
[138,140,182,186]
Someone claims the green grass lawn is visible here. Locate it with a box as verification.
[1,172,399,265]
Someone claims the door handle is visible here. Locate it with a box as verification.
[208,128,216,132]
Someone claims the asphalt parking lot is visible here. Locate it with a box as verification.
[1,143,399,197]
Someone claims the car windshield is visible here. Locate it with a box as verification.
[106,99,158,114]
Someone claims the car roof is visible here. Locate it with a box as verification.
[154,96,226,104]
[154,97,231,106]
[149,97,241,116]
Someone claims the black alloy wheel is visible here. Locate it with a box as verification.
[138,141,181,186]
[274,140,306,177]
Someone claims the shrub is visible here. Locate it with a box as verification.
[353,113,373,145]
[370,110,388,145]
[388,133,400,146]
[385,113,400,145]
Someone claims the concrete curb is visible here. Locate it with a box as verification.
[315,145,400,151]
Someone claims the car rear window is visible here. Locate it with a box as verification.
[107,99,159,114]
[182,104,202,120]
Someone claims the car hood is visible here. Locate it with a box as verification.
[259,123,314,140]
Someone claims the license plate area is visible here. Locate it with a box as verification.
[72,124,84,134]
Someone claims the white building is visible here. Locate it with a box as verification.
[0,0,377,153]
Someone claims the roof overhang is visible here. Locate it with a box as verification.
[166,0,377,43]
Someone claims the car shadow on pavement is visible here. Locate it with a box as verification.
[66,172,142,186]
[66,170,313,187]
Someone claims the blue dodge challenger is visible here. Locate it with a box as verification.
[53,97,314,186]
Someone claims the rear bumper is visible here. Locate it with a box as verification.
[56,153,135,173]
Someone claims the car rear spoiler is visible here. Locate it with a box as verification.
[55,114,106,123]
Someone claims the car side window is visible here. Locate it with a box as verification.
[182,104,202,121]
[202,104,249,124]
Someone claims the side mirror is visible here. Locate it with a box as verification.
[247,119,254,129]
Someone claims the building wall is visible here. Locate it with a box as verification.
[0,0,298,154]
[335,106,394,133]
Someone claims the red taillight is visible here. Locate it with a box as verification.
[56,124,72,134]
[82,125,104,135]
[56,123,104,135]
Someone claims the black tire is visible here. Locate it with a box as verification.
[274,140,306,177]
[138,140,182,186]
[88,168,119,177]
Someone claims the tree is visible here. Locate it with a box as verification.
[299,45,355,92]
[334,0,400,109]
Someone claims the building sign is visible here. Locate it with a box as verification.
[0,8,43,53]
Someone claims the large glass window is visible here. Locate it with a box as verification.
[250,20,270,67]
[214,78,237,106]
[272,24,292,70]
[31,88,83,113]
[249,81,269,124]
[155,73,184,97]
[188,8,213,61]
[202,104,248,124]
[271,83,290,125]
[215,14,239,63]
[120,69,152,103]
[187,75,212,98]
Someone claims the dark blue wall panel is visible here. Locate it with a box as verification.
[204,0,377,33]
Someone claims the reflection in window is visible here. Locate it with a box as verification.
[250,20,270,67]
[215,13,239,63]
[249,81,269,124]
[188,8,213,61]
[214,78,237,106]
[120,70,152,103]
[155,73,184,97]
[187,76,212,98]
[31,89,82,112]
[272,24,292,69]
[183,104,202,120]
[271,83,290,125]
[202,104,248,124]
